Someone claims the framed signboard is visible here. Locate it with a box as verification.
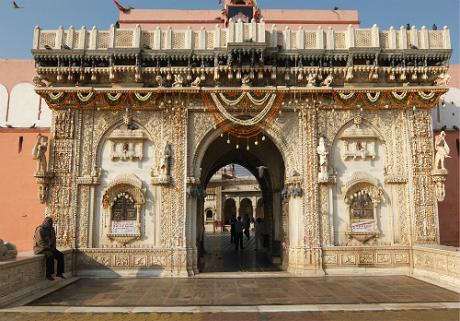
[111,220,137,234]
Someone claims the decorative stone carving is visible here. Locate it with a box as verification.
[108,113,147,162]
[190,76,201,87]
[320,74,333,87]
[434,72,450,86]
[317,136,329,182]
[241,74,251,87]
[433,131,450,171]
[306,73,317,87]
[102,173,145,246]
[340,116,379,161]
[155,75,164,87]
[431,132,449,202]
[0,240,17,261]
[172,74,184,87]
[32,133,53,203]
[32,134,48,173]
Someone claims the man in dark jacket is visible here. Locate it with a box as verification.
[234,216,244,250]
[33,217,65,280]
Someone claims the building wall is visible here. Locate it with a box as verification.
[0,60,52,252]
[119,9,359,30]
[431,64,460,247]
[0,129,49,252]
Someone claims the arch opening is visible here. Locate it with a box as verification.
[195,132,285,273]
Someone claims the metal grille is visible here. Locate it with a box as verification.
[277,31,284,48]
[220,30,227,47]
[161,31,167,49]
[290,32,297,49]
[142,31,155,48]
[173,32,185,49]
[355,30,372,47]
[97,32,110,49]
[428,31,444,49]
[40,32,56,49]
[115,30,133,48]
[193,31,200,49]
[243,24,251,41]
[335,32,346,49]
[206,32,214,49]
[305,32,317,48]
[73,33,80,49]
[379,32,389,48]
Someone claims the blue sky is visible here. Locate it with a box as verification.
[0,0,458,63]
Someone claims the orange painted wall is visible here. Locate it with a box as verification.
[0,129,49,252]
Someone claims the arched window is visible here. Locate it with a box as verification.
[111,192,137,221]
[344,181,383,245]
[350,190,373,220]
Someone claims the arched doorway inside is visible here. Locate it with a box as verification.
[223,198,236,224]
[194,132,285,273]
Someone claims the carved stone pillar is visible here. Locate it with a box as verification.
[185,177,203,276]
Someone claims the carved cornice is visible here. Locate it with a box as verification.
[35,86,447,111]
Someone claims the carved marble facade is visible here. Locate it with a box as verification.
[31,19,452,277]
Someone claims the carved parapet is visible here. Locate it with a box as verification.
[33,171,54,204]
[431,169,448,202]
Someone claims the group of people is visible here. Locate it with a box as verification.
[229,215,265,251]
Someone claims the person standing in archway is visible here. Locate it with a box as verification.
[234,216,244,250]
[255,217,265,251]
[230,215,237,244]
[243,214,251,240]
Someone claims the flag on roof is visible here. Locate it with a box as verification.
[112,0,131,14]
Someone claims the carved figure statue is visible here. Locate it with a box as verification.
[317,136,329,181]
[191,76,201,87]
[33,75,51,87]
[434,180,446,202]
[320,74,333,87]
[172,74,184,87]
[160,143,172,177]
[155,75,164,87]
[434,131,450,170]
[344,67,353,81]
[241,74,251,87]
[0,239,17,261]
[306,73,317,87]
[32,134,48,173]
[434,73,451,86]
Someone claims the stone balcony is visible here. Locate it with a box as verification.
[33,20,451,52]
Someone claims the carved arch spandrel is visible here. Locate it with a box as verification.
[190,118,297,178]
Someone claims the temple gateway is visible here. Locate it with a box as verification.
[31,1,452,277]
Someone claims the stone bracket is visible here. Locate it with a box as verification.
[33,171,54,204]
[431,169,448,202]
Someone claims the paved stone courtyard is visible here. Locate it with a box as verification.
[29,276,458,306]
[199,231,281,273]
[1,310,460,321]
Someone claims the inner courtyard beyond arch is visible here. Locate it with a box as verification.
[193,131,286,273]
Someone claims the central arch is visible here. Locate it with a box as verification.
[190,129,286,273]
